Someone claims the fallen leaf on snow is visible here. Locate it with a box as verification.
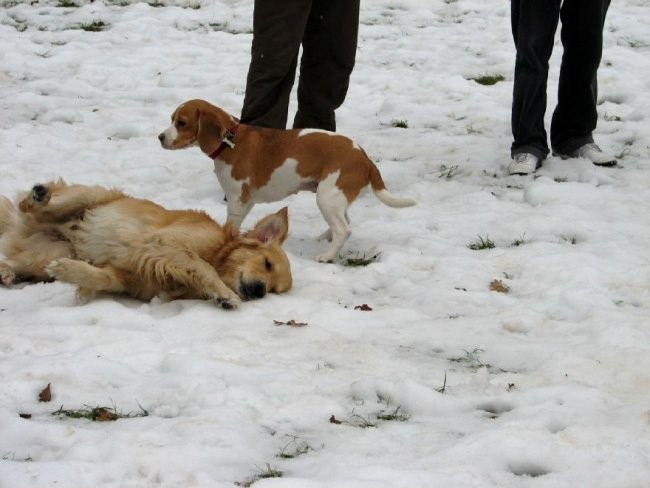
[39,383,52,402]
[489,279,510,293]
[273,319,307,327]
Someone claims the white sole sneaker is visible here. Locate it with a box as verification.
[557,143,617,167]
[508,153,540,175]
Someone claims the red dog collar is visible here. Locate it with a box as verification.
[209,126,239,160]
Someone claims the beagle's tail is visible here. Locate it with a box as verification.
[369,161,416,208]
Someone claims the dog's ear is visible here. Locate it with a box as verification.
[197,108,223,155]
[246,207,289,245]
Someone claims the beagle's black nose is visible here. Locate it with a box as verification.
[158,133,165,143]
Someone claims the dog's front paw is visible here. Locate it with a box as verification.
[211,289,241,310]
[46,258,75,282]
[0,262,16,286]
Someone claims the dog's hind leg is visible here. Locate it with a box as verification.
[317,211,350,242]
[0,238,72,285]
[20,182,124,223]
[1,255,52,285]
[315,176,351,263]
[46,258,128,302]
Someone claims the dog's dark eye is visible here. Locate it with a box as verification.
[177,120,187,128]
[264,258,273,271]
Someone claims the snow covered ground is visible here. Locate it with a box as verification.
[1,1,649,486]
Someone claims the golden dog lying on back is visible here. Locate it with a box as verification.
[158,99,416,263]
[0,180,292,309]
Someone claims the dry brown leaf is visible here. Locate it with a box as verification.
[94,408,118,422]
[354,304,373,311]
[489,279,510,293]
[273,319,307,327]
[38,383,52,402]
[19,413,32,419]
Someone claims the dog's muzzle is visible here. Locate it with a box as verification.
[240,281,266,300]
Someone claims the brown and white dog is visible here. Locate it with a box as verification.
[0,180,292,309]
[158,99,416,263]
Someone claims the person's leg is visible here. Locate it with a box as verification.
[551,0,611,155]
[240,0,313,129]
[292,0,360,131]
[510,0,561,160]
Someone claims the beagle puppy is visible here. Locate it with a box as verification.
[159,99,415,263]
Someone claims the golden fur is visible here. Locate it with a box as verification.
[0,180,292,309]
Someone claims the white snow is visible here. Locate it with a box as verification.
[1,1,649,487]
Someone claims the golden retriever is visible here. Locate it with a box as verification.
[0,180,292,309]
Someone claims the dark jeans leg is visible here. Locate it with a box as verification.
[510,0,561,160]
[293,0,360,131]
[240,0,312,129]
[551,0,611,154]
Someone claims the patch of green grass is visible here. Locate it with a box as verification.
[447,348,507,374]
[435,371,447,393]
[391,119,409,128]
[439,163,459,179]
[277,436,312,459]
[235,464,283,487]
[57,0,78,7]
[510,234,526,247]
[348,412,377,428]
[73,20,110,32]
[470,74,506,86]
[468,235,495,250]
[208,21,227,31]
[377,406,410,422]
[342,252,380,267]
[561,235,578,245]
[603,113,622,122]
[148,1,165,7]
[52,404,148,421]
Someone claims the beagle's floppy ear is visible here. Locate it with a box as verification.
[245,207,289,245]
[197,108,224,155]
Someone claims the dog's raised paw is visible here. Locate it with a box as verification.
[31,184,50,203]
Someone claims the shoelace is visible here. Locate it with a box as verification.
[514,153,532,163]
